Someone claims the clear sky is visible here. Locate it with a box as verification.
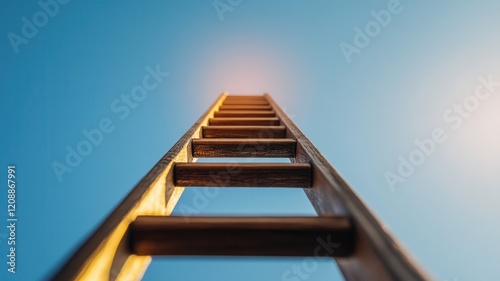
[1,0,500,280]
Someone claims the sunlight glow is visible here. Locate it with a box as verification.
[197,38,299,107]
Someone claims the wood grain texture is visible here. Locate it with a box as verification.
[202,126,286,138]
[219,105,272,111]
[174,163,311,187]
[209,117,280,126]
[129,216,354,257]
[214,111,276,118]
[264,94,431,281]
[192,138,296,158]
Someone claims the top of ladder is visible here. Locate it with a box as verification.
[51,93,431,281]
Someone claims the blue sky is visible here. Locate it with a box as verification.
[1,0,500,280]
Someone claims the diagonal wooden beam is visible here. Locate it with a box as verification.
[264,93,432,281]
[51,93,228,281]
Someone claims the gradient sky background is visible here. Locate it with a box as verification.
[1,0,500,280]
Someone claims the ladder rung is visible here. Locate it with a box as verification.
[219,105,272,111]
[192,139,296,158]
[224,95,266,100]
[129,216,354,257]
[174,163,311,187]
[209,117,280,126]
[202,126,286,138]
[214,111,275,118]
[223,100,270,105]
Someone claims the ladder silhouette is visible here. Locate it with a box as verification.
[52,93,431,281]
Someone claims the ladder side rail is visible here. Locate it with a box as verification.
[264,93,431,281]
[51,93,227,281]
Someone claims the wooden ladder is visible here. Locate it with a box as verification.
[52,93,431,281]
